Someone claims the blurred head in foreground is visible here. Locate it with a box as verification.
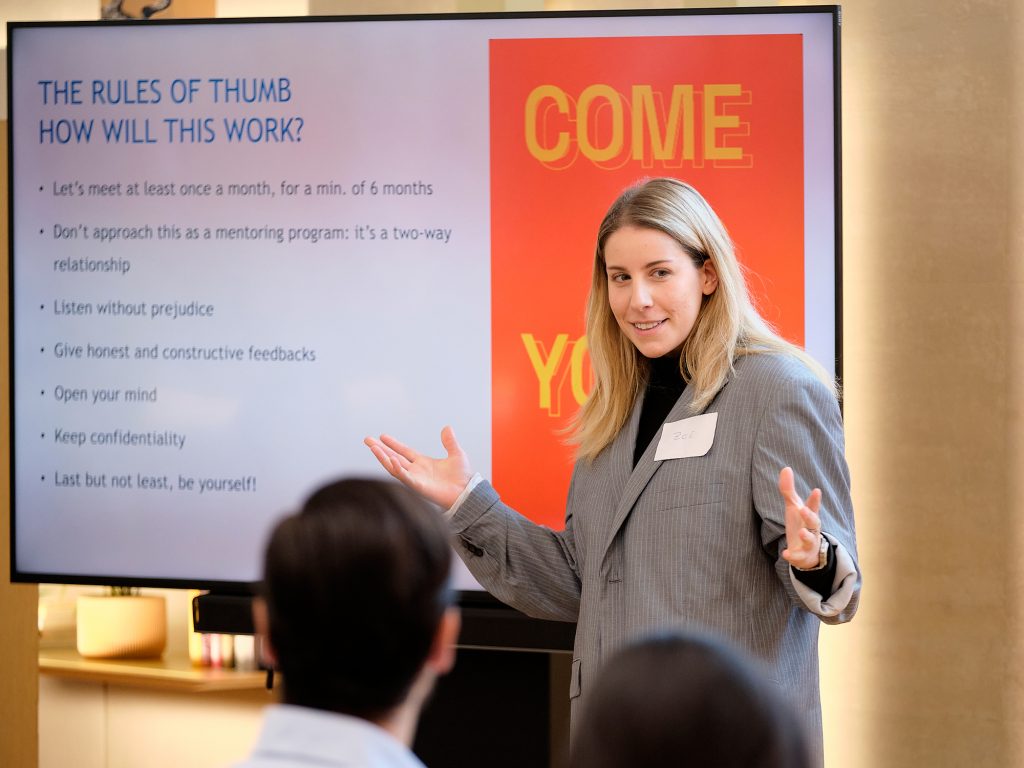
[255,477,458,741]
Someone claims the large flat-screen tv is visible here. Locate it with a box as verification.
[9,8,841,641]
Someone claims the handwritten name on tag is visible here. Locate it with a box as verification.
[654,413,718,461]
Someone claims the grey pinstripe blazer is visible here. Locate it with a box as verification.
[450,353,861,761]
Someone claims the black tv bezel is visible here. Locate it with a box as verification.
[8,6,842,648]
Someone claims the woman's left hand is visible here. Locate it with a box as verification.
[777,466,823,569]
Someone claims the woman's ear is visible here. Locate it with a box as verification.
[252,597,278,668]
[701,259,719,295]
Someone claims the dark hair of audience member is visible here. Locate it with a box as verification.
[571,631,811,768]
[260,478,453,721]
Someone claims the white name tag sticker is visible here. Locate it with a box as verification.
[654,412,718,461]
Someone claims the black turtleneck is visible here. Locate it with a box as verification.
[633,353,687,467]
[631,352,838,594]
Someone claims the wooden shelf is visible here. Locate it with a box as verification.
[39,647,267,693]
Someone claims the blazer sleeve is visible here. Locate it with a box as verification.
[751,367,861,625]
[448,476,581,623]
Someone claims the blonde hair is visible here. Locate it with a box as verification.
[570,178,835,461]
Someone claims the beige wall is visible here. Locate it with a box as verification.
[8,1,1024,766]
[827,1,1020,766]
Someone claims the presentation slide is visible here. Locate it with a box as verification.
[10,11,838,589]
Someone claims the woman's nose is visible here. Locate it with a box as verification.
[631,281,653,309]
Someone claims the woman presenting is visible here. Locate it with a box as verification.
[366,178,860,762]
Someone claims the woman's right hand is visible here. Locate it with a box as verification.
[364,425,474,509]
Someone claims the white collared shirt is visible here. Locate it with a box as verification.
[233,704,426,768]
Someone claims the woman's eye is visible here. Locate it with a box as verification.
[652,269,671,278]
[609,273,629,283]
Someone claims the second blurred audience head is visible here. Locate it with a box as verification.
[571,631,810,768]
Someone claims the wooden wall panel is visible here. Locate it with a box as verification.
[1,118,40,768]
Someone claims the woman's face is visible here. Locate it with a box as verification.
[604,225,718,359]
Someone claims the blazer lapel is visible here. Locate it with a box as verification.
[600,371,729,562]
[604,394,643,507]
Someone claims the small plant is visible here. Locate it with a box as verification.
[107,586,141,597]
